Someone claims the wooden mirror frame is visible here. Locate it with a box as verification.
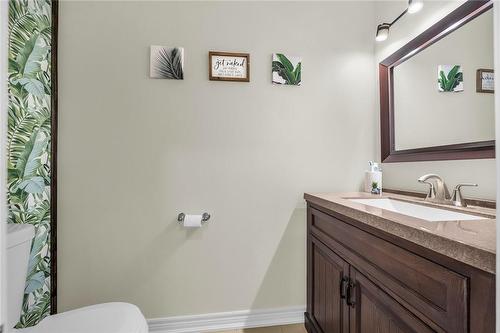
[379,0,494,163]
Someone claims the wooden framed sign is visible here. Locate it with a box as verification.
[209,51,250,82]
[476,69,494,93]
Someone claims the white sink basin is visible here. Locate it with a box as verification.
[349,198,487,222]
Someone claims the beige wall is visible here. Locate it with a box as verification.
[58,1,377,318]
[375,0,496,200]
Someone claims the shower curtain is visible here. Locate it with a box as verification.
[7,0,55,327]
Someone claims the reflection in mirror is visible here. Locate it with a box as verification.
[393,9,494,150]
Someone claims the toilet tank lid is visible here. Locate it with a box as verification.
[7,223,35,249]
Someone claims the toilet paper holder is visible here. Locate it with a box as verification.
[177,212,211,223]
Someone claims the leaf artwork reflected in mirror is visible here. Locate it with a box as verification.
[272,53,302,86]
[438,65,463,92]
[150,46,184,80]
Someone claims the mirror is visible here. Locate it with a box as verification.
[379,0,495,162]
[394,10,493,150]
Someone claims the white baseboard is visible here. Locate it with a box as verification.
[147,306,306,333]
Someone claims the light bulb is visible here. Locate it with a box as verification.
[408,0,424,14]
[376,24,390,42]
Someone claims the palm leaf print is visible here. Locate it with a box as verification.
[151,46,184,80]
[272,53,302,86]
[8,0,53,327]
[438,65,463,92]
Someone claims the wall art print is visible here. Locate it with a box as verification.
[272,53,302,86]
[209,51,250,82]
[150,45,184,79]
[476,68,494,93]
[438,64,463,92]
[8,0,54,327]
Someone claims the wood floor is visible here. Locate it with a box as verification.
[215,324,306,333]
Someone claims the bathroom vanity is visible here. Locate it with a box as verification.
[304,0,497,331]
[304,192,495,333]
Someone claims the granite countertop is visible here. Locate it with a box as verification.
[304,191,496,274]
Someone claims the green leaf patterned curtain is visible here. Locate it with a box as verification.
[7,0,53,327]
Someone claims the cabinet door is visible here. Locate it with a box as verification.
[308,236,349,333]
[349,268,436,333]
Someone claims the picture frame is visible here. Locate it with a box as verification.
[272,53,302,86]
[150,46,184,80]
[476,69,494,93]
[437,64,463,92]
[209,51,250,82]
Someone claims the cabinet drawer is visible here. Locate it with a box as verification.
[309,207,467,333]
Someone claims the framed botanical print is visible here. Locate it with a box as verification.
[438,65,463,92]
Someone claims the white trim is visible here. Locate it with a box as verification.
[147,306,305,333]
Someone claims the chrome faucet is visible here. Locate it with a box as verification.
[417,174,450,204]
[417,174,477,207]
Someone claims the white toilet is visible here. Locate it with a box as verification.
[7,224,149,333]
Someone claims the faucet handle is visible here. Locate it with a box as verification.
[451,183,478,207]
[454,183,478,190]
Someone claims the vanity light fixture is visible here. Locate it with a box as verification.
[375,0,424,42]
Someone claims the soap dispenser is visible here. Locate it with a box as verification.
[365,161,382,194]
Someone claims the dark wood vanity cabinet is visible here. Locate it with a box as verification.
[310,239,349,333]
[305,204,495,333]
